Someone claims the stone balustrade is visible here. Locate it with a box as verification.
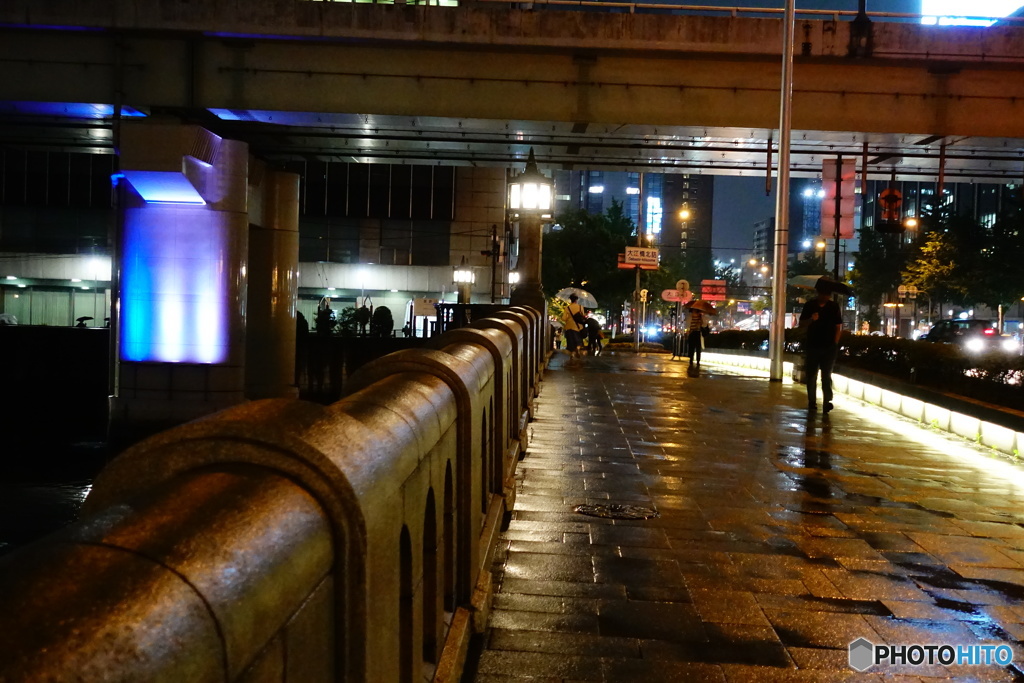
[0,306,545,683]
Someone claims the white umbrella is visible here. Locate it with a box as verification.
[555,287,598,308]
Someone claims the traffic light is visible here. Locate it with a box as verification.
[876,186,905,233]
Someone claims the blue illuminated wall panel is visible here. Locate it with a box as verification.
[120,203,231,364]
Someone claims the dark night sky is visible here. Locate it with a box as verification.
[705,0,931,260]
[708,0,1002,258]
[712,176,777,260]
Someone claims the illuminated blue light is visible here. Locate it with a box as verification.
[123,171,206,205]
[121,206,229,364]
[1,101,147,118]
[646,196,663,235]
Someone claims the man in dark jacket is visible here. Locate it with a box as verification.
[799,284,843,414]
[585,317,603,356]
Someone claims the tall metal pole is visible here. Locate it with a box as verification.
[833,153,842,280]
[769,0,796,381]
[489,223,498,303]
[634,172,645,353]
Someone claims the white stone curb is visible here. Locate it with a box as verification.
[702,351,1024,460]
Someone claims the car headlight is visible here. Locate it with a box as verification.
[1002,338,1019,352]
[965,338,985,353]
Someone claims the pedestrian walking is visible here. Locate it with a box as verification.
[562,294,586,361]
[585,316,603,356]
[799,283,843,414]
[686,307,706,366]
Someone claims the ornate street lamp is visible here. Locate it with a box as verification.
[507,148,553,220]
[453,257,475,304]
[507,148,552,314]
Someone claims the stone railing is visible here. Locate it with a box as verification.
[0,306,546,683]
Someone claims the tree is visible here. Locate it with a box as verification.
[899,206,1024,327]
[713,261,742,289]
[973,209,1024,329]
[901,230,964,310]
[542,200,636,320]
[850,226,907,330]
[370,305,394,337]
[353,305,371,335]
[334,306,361,336]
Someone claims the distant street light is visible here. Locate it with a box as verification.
[453,257,475,304]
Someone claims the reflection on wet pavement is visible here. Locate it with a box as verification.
[470,353,1024,681]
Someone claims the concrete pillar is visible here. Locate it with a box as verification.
[110,120,250,446]
[246,167,300,400]
[508,214,545,316]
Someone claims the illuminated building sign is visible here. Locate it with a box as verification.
[646,196,663,235]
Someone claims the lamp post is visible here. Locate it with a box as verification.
[453,258,475,304]
[508,148,553,315]
[507,271,520,303]
[815,240,827,271]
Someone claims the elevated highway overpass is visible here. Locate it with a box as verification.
[2,0,1024,181]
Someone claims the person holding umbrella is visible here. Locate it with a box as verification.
[562,293,586,361]
[684,300,715,367]
[798,278,845,414]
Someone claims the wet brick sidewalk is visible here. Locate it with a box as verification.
[467,352,1024,682]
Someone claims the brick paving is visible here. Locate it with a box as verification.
[467,353,1024,682]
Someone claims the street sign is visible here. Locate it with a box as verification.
[624,246,659,267]
[675,279,690,293]
[413,298,439,316]
[700,279,727,302]
[662,289,682,302]
[821,157,857,240]
[617,253,658,270]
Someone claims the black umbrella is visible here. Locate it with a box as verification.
[815,277,854,296]
[76,316,94,323]
[790,275,854,297]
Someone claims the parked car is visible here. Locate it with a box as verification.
[920,319,1021,354]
